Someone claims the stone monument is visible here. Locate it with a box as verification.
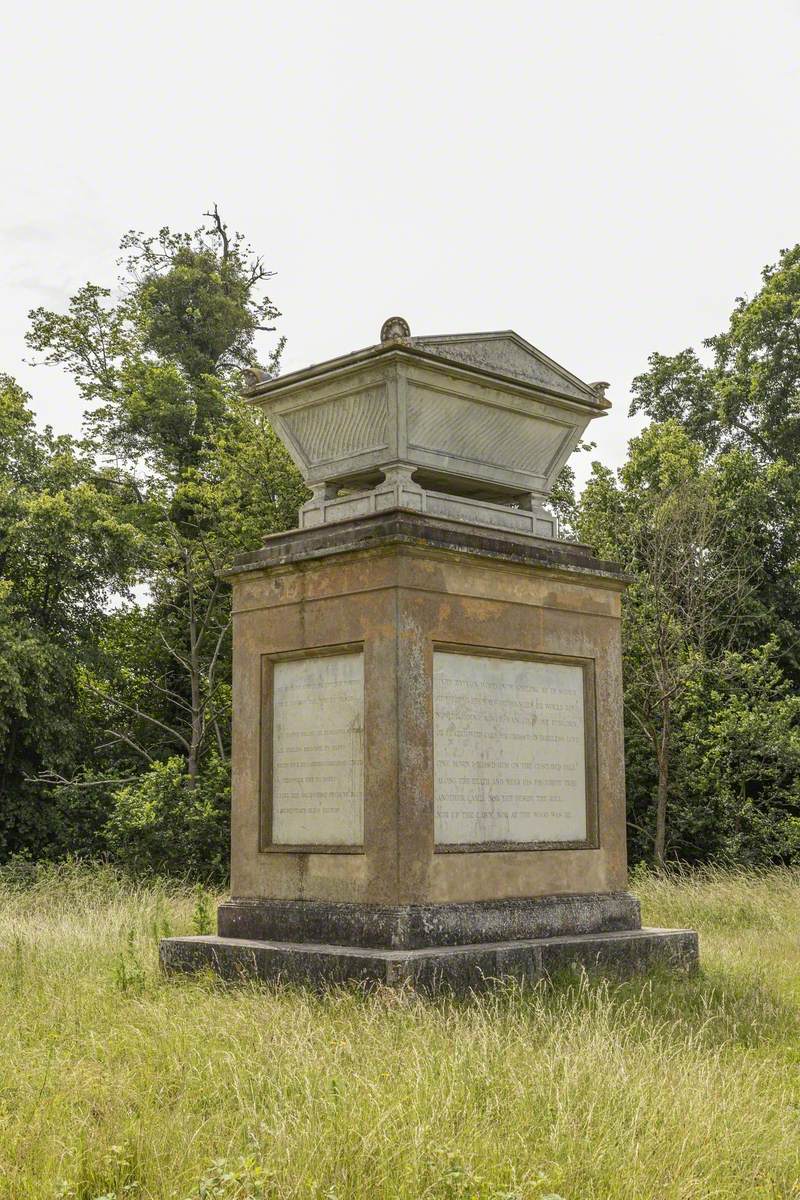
[161,319,698,989]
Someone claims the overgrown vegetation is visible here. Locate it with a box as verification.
[0,209,305,868]
[0,862,799,1198]
[576,245,800,864]
[1,215,799,869]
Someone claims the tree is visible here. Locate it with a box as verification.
[86,402,305,782]
[630,245,800,466]
[590,245,800,865]
[578,422,753,865]
[0,375,140,857]
[25,209,305,795]
[673,641,800,864]
[630,244,800,676]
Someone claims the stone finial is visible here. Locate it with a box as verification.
[590,381,610,400]
[380,316,411,343]
[241,366,272,390]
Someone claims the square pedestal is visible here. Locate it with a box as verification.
[161,511,698,990]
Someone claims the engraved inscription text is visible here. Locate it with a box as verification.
[433,651,587,845]
[271,652,364,846]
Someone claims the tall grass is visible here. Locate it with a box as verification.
[2,862,800,1199]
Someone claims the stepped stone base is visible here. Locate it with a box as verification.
[216,892,643,950]
[160,927,699,993]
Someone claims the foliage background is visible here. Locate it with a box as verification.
[2,214,799,875]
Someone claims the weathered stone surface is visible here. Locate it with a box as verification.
[223,512,630,908]
[160,927,699,994]
[410,330,604,403]
[433,650,588,847]
[297,477,558,538]
[217,892,642,950]
[157,322,699,992]
[270,651,364,847]
[242,327,608,538]
[227,509,626,580]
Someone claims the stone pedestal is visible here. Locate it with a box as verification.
[161,511,698,989]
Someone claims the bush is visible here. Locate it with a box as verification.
[622,641,800,867]
[679,647,800,863]
[104,754,230,881]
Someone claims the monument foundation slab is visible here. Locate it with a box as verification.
[161,927,698,993]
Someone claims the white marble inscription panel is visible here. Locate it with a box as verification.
[433,651,587,845]
[271,652,364,846]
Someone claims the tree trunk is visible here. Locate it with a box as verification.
[0,720,18,796]
[187,653,201,784]
[186,559,201,785]
[654,699,671,867]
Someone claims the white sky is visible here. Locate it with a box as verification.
[2,0,798,488]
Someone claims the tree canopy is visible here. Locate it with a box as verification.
[2,209,304,873]
[2,220,799,874]
[579,245,800,863]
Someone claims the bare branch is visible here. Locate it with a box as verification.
[158,630,191,672]
[204,203,230,260]
[85,682,191,753]
[247,256,276,287]
[206,615,232,687]
[101,728,156,764]
[137,678,194,714]
[25,769,142,790]
[213,718,227,761]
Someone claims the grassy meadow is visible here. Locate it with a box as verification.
[2,864,800,1200]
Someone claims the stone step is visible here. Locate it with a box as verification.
[160,927,698,994]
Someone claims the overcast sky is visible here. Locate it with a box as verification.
[2,0,798,487]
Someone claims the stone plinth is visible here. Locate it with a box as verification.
[161,927,698,993]
[160,510,698,988]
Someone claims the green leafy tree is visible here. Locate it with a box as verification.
[0,376,140,857]
[104,753,231,880]
[578,422,753,865]
[672,641,800,864]
[27,209,306,797]
[630,245,800,465]
[630,244,800,672]
[585,245,800,865]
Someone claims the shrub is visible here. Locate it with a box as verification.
[104,754,230,881]
[669,642,800,864]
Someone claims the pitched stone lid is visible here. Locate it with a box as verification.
[243,320,610,411]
